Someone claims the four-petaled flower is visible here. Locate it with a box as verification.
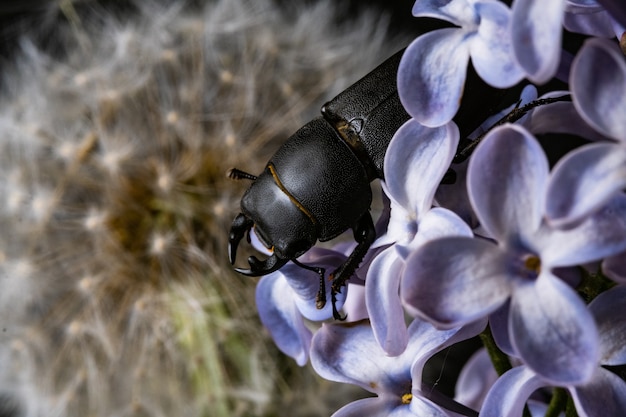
[398,0,524,127]
[401,124,626,385]
[480,285,626,417]
[310,318,485,417]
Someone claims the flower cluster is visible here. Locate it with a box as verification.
[255,1,626,416]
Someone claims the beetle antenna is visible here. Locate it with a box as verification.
[227,168,257,181]
[453,94,572,163]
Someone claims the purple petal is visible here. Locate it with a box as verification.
[588,285,626,365]
[343,283,368,322]
[407,396,450,417]
[546,143,626,228]
[467,124,548,242]
[410,319,487,385]
[402,237,511,328]
[593,0,626,31]
[383,118,460,217]
[377,196,414,247]
[255,274,312,366]
[564,7,617,37]
[396,207,473,260]
[365,247,409,356]
[332,397,398,417]
[511,0,566,83]
[310,320,413,393]
[412,0,479,27]
[603,252,626,283]
[480,366,547,417]
[398,28,471,127]
[509,273,599,385]
[571,37,626,141]
[413,207,473,244]
[541,193,626,267]
[488,302,516,356]
[470,1,524,87]
[572,368,626,417]
[455,348,498,411]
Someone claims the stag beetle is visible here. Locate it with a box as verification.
[229,47,524,319]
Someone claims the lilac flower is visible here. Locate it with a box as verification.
[255,247,347,365]
[546,37,626,228]
[310,318,485,417]
[401,124,626,385]
[365,119,472,355]
[480,286,626,417]
[398,0,524,127]
[512,0,626,84]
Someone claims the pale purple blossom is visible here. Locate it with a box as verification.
[401,124,626,385]
[310,318,485,417]
[398,0,524,127]
[546,37,626,228]
[480,286,626,417]
[365,119,472,355]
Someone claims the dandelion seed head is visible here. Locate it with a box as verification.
[0,0,402,414]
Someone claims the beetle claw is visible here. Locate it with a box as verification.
[229,213,254,265]
[235,253,288,276]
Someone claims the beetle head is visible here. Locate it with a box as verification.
[228,169,317,276]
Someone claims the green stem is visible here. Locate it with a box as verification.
[576,267,615,304]
[479,326,532,417]
[565,394,579,417]
[479,326,512,376]
[545,388,568,417]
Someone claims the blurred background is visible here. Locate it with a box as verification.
[0,1,419,416]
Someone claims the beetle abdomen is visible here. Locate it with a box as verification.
[269,117,372,241]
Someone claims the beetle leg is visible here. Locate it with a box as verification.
[328,212,376,320]
[228,213,254,265]
[227,168,258,181]
[292,259,328,309]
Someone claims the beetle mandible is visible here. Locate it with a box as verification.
[228,46,523,320]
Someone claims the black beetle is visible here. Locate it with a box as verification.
[228,47,524,319]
